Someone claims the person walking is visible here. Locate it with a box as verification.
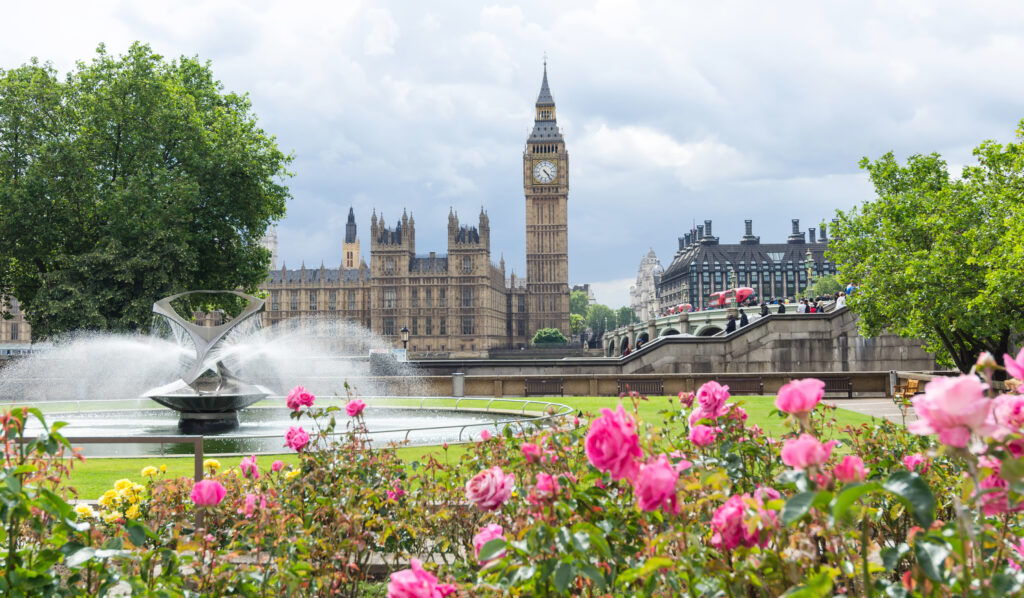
[739,310,749,327]
[836,292,847,309]
[725,314,737,333]
[777,302,786,314]
[760,302,769,317]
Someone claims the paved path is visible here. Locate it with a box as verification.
[825,397,915,424]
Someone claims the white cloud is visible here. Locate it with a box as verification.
[588,278,634,309]
[364,8,399,56]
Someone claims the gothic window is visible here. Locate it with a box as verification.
[426,317,433,335]
[10,324,18,341]
[518,295,525,313]
[412,317,418,335]
[385,257,395,274]
[383,317,396,336]
[309,291,318,311]
[517,320,525,337]
[462,317,474,335]
[347,290,356,310]
[411,289,419,307]
[439,289,447,307]
[461,287,474,308]
[440,318,447,335]
[383,288,397,308]
[462,256,472,273]
[346,251,354,268]
[271,291,279,311]
[328,291,337,310]
[425,289,432,307]
[290,292,298,311]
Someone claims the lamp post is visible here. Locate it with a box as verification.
[803,249,814,297]
[400,326,409,350]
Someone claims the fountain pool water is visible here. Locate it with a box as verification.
[0,292,570,454]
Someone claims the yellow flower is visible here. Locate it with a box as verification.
[159,464,167,473]
[101,511,121,524]
[132,483,145,494]
[74,504,96,519]
[203,459,221,471]
[141,466,158,478]
[285,469,301,481]
[114,479,133,491]
[125,504,140,520]
[98,490,117,507]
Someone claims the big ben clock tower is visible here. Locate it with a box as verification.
[524,62,570,337]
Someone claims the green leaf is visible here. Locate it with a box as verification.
[913,538,950,582]
[572,522,611,558]
[64,546,95,568]
[125,520,150,547]
[616,557,674,585]
[881,543,909,572]
[831,482,881,523]
[883,471,935,527]
[552,561,574,592]
[782,491,831,526]
[780,571,834,597]
[478,538,506,562]
[578,563,607,591]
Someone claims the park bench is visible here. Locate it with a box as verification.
[893,378,920,406]
[820,376,854,398]
[719,377,764,396]
[617,379,665,396]
[524,378,564,396]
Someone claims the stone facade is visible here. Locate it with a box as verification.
[0,297,31,349]
[659,218,839,310]
[629,249,663,321]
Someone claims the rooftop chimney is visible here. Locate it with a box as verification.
[745,220,753,236]
[740,219,760,245]
[792,219,800,234]
[678,236,686,251]
[787,218,806,244]
[809,227,816,243]
[704,220,712,238]
[819,223,828,242]
[697,224,704,239]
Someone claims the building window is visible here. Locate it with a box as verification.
[425,289,432,307]
[10,324,18,341]
[383,317,395,336]
[440,318,447,336]
[346,251,354,268]
[411,289,419,307]
[461,287,474,308]
[328,291,336,310]
[309,291,317,311]
[383,288,397,308]
[462,256,472,273]
[347,290,356,310]
[462,317,474,335]
[290,292,298,311]
[517,295,525,313]
[385,257,395,274]
[517,320,525,337]
[271,291,279,311]
[426,317,433,335]
[439,289,447,307]
[412,317,418,335]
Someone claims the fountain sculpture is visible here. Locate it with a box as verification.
[143,291,272,433]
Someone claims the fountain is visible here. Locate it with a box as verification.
[143,290,273,433]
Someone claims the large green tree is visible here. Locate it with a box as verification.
[585,303,616,339]
[569,290,590,316]
[830,124,1024,372]
[0,43,291,338]
[615,306,636,327]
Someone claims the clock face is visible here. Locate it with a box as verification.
[533,160,557,183]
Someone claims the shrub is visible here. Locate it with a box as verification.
[531,327,568,345]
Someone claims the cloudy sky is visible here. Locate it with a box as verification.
[3,1,1023,307]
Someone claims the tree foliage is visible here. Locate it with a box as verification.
[0,43,291,338]
[569,313,585,335]
[829,125,1024,371]
[616,306,636,327]
[806,274,843,298]
[531,327,568,345]
[585,304,616,338]
[569,290,589,316]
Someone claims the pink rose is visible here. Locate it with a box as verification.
[387,558,456,598]
[754,486,782,502]
[239,454,260,480]
[775,378,825,415]
[240,493,258,518]
[903,453,929,474]
[521,442,542,462]
[780,434,836,470]
[479,429,491,441]
[678,391,695,409]
[689,381,730,425]
[585,404,644,482]
[190,480,226,506]
[728,405,748,422]
[346,398,366,417]
[1004,347,1024,381]
[990,394,1024,440]
[271,460,284,472]
[689,424,718,447]
[634,454,680,514]
[976,352,998,371]
[976,456,1024,516]
[286,385,315,411]
[710,494,775,550]
[529,473,560,504]
[472,524,506,564]
[908,375,994,447]
[285,426,310,452]
[465,466,514,511]
[833,455,867,484]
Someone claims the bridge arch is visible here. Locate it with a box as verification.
[694,325,722,337]
[606,340,616,357]
[636,332,650,346]
[659,328,680,337]
[619,337,630,355]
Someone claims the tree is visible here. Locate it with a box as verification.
[0,43,291,338]
[585,303,616,339]
[531,327,568,345]
[829,126,1024,372]
[569,290,590,316]
[570,313,585,335]
[615,306,636,327]
[806,274,843,298]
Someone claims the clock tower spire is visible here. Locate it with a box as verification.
[523,61,570,337]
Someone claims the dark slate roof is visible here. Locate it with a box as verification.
[529,120,563,143]
[410,255,448,273]
[660,241,831,286]
[345,207,357,243]
[267,267,368,285]
[454,226,479,244]
[536,65,554,106]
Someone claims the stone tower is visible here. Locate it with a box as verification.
[342,207,360,269]
[523,62,570,337]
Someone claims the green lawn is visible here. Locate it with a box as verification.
[60,395,877,498]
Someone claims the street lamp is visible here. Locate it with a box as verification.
[803,249,814,296]
[400,326,409,349]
